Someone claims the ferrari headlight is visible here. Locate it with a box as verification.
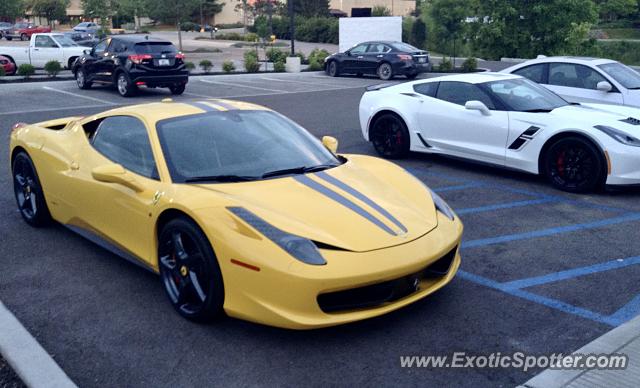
[227,207,326,265]
[594,125,640,147]
[429,189,456,221]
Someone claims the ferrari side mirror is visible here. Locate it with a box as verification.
[322,136,338,154]
[92,164,145,192]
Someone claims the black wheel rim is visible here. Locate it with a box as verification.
[76,70,84,87]
[548,144,596,189]
[379,64,391,79]
[371,117,405,157]
[13,157,38,220]
[329,62,336,76]
[159,229,210,315]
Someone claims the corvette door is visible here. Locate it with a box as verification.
[417,81,509,165]
[70,115,162,264]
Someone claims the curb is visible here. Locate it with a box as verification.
[521,314,640,387]
[0,301,77,388]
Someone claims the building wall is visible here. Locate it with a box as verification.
[330,0,415,17]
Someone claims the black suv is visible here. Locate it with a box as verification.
[73,35,189,97]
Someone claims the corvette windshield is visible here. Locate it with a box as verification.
[598,62,640,89]
[156,110,340,183]
[481,78,569,112]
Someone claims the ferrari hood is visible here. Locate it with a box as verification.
[195,157,439,252]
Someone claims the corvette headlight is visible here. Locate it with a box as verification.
[594,125,640,147]
[227,207,326,265]
[429,189,456,221]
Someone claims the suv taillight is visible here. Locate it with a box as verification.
[175,53,185,60]
[128,54,152,64]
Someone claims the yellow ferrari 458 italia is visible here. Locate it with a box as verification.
[9,98,463,329]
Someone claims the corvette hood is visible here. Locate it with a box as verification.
[548,104,640,135]
[195,158,438,252]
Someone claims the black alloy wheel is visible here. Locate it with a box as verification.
[158,217,224,322]
[12,152,52,226]
[327,61,339,77]
[370,113,410,158]
[544,137,604,193]
[377,63,393,80]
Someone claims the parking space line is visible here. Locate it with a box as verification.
[462,213,640,249]
[259,76,348,88]
[456,198,558,215]
[500,255,640,290]
[608,295,640,323]
[199,79,288,93]
[433,183,484,192]
[183,91,219,99]
[42,86,117,105]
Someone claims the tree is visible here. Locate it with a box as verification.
[597,0,637,20]
[411,18,426,48]
[115,0,147,29]
[427,0,474,63]
[28,0,70,26]
[293,0,330,17]
[145,0,200,24]
[372,5,392,16]
[81,0,111,21]
[0,0,24,21]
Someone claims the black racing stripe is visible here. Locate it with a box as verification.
[522,126,540,137]
[416,133,432,148]
[293,175,397,235]
[184,101,219,112]
[209,99,237,110]
[508,137,527,150]
[315,171,408,233]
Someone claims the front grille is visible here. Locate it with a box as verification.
[317,246,457,313]
[620,117,640,125]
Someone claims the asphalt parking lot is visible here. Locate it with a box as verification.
[1,71,640,387]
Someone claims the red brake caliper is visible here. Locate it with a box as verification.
[557,151,565,177]
[395,131,402,145]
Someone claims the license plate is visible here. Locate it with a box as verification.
[158,59,170,66]
[418,57,426,63]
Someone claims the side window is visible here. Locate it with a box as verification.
[366,44,388,53]
[110,40,126,53]
[91,116,158,179]
[350,44,367,55]
[93,39,108,56]
[413,82,439,97]
[513,64,545,84]
[35,35,57,48]
[549,63,607,90]
[436,81,495,109]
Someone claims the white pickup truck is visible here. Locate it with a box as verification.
[0,33,87,69]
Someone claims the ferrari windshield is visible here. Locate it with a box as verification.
[481,78,569,112]
[157,110,340,183]
[598,62,640,89]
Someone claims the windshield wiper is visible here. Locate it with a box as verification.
[185,175,258,183]
[261,164,338,178]
[522,108,553,113]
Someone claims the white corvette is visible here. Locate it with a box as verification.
[359,73,640,192]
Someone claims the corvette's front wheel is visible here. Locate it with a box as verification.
[543,136,605,193]
[12,152,52,227]
[158,217,224,322]
[370,113,411,158]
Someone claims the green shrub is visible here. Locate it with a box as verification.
[185,61,196,72]
[181,22,198,32]
[437,59,453,72]
[215,22,244,29]
[461,57,477,72]
[273,60,286,72]
[244,51,261,72]
[96,27,111,38]
[222,60,235,73]
[266,47,287,63]
[0,66,5,77]
[199,59,213,73]
[44,60,62,77]
[294,51,307,64]
[411,19,426,49]
[308,48,330,66]
[214,32,244,41]
[307,58,322,71]
[17,64,35,79]
[372,5,391,16]
[402,17,414,44]
[244,32,259,42]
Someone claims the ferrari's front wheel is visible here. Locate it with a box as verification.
[12,152,52,227]
[158,217,224,322]
[543,136,605,193]
[370,113,411,159]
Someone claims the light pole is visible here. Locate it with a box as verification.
[288,0,294,55]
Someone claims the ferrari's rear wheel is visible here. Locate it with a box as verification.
[370,113,411,158]
[12,152,52,227]
[543,136,605,193]
[158,217,224,322]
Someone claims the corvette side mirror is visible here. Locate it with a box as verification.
[92,164,145,193]
[465,100,491,116]
[83,49,91,55]
[597,81,612,93]
[322,136,338,154]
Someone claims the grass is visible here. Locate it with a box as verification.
[185,47,223,53]
[231,42,289,48]
[598,28,640,40]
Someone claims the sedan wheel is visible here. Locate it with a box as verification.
[327,61,339,77]
[158,217,224,322]
[12,152,51,226]
[370,113,410,158]
[544,137,604,193]
[377,63,393,80]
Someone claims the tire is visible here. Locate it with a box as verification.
[12,152,52,227]
[158,217,225,322]
[6,37,12,41]
[370,113,411,159]
[20,33,27,41]
[406,73,418,80]
[327,60,339,77]
[116,72,136,97]
[75,68,91,89]
[542,136,605,193]
[377,62,393,80]
[169,84,186,95]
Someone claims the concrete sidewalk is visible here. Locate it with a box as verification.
[521,315,640,387]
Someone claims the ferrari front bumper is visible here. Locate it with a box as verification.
[221,212,463,329]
